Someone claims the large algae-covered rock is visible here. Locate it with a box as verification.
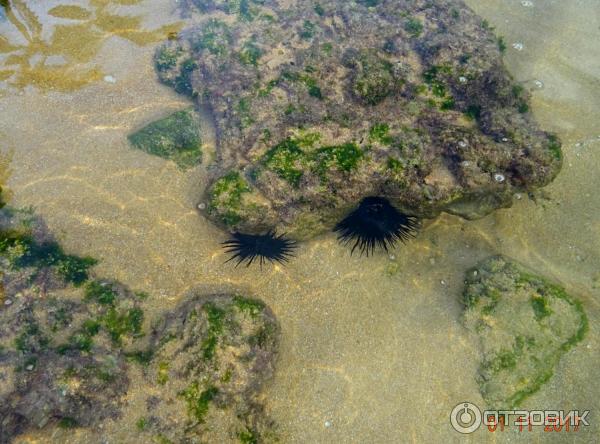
[137,293,279,443]
[462,256,588,409]
[0,203,282,442]
[155,0,561,238]
[0,207,146,441]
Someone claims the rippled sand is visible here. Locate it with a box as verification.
[1,0,599,442]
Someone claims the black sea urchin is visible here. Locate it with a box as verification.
[334,197,419,256]
[222,230,297,267]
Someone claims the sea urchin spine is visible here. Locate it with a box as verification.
[222,230,297,267]
[334,196,419,256]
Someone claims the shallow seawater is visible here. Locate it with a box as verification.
[0,0,599,443]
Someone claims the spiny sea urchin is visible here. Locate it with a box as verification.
[334,196,419,256]
[222,230,297,267]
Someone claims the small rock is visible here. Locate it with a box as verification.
[4,299,12,306]
[494,173,505,183]
[324,420,333,428]
[25,364,34,371]
[103,75,117,83]
[512,42,524,51]
[197,202,206,210]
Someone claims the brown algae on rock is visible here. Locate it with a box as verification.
[128,108,203,169]
[154,0,562,239]
[462,256,588,409]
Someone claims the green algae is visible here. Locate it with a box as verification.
[261,137,364,187]
[369,123,393,145]
[463,256,588,409]
[155,45,183,72]
[348,50,396,105]
[102,306,144,345]
[547,134,562,161]
[139,294,279,441]
[85,280,118,305]
[238,428,259,444]
[207,171,252,227]
[262,139,306,187]
[239,39,262,66]
[233,295,265,318]
[404,17,423,37]
[128,108,203,169]
[200,303,226,361]
[192,19,232,56]
[0,228,97,285]
[180,383,218,423]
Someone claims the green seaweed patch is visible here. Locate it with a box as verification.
[174,58,198,97]
[357,0,380,6]
[314,142,364,175]
[125,349,154,366]
[223,0,259,21]
[238,428,259,444]
[179,382,218,423]
[85,280,118,305]
[128,109,202,169]
[239,39,262,66]
[192,19,232,56]
[0,229,97,285]
[369,123,393,145]
[404,17,423,37]
[155,45,183,72]
[497,36,507,53]
[102,306,144,345]
[236,97,255,129]
[57,327,97,354]
[233,295,265,318]
[57,417,78,429]
[274,70,324,100]
[208,171,252,227]
[201,302,226,361]
[262,138,307,186]
[547,134,562,161]
[351,53,396,105]
[262,137,364,185]
[299,20,316,39]
[422,64,456,110]
[14,322,49,354]
[157,361,170,385]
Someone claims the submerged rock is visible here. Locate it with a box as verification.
[462,256,588,409]
[0,203,281,442]
[155,0,562,239]
[138,293,279,443]
[0,207,146,441]
[128,108,203,169]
